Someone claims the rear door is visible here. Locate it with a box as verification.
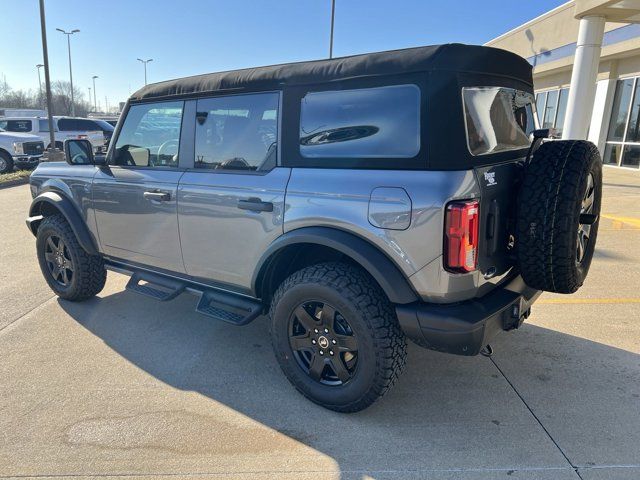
[177,92,289,291]
[92,101,187,273]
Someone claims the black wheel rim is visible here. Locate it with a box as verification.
[44,235,74,287]
[577,173,596,264]
[288,301,358,386]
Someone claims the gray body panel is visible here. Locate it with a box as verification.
[283,168,485,302]
[92,166,186,273]
[178,168,290,290]
[28,162,100,245]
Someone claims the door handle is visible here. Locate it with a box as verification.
[143,190,171,202]
[237,197,273,212]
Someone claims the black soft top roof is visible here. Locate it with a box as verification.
[130,44,532,102]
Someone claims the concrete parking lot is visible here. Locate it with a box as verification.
[0,167,638,480]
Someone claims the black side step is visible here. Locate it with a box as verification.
[125,272,185,301]
[196,290,262,326]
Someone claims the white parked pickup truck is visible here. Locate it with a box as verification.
[0,128,45,173]
[0,117,104,153]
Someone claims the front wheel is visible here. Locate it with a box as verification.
[36,215,107,301]
[269,262,407,412]
[0,151,14,174]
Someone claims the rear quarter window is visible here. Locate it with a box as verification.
[463,87,535,156]
[299,84,420,160]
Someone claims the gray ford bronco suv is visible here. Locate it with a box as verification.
[27,44,602,412]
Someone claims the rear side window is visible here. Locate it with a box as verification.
[299,84,420,159]
[112,101,184,168]
[463,87,535,156]
[0,119,32,132]
[194,92,279,171]
[57,118,79,131]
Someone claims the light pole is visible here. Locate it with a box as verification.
[38,0,56,154]
[88,87,91,111]
[92,75,98,112]
[329,0,336,59]
[36,64,44,108]
[56,27,80,116]
[137,58,153,85]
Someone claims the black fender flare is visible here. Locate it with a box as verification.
[27,191,99,255]
[252,226,419,304]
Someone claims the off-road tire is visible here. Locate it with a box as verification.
[517,140,602,293]
[0,150,14,174]
[36,214,107,301]
[270,262,407,412]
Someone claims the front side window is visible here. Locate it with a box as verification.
[0,119,32,133]
[194,92,279,171]
[299,84,420,159]
[463,87,535,156]
[113,101,184,167]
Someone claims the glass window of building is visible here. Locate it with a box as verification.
[534,87,569,135]
[604,77,640,168]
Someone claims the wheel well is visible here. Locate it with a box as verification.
[256,243,362,304]
[33,200,62,218]
[0,148,12,159]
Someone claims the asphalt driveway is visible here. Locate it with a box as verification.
[0,167,639,479]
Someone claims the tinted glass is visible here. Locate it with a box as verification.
[463,87,534,156]
[93,119,115,132]
[113,101,183,167]
[542,89,559,129]
[626,80,640,142]
[554,88,569,135]
[299,84,420,159]
[67,140,93,165]
[57,118,78,131]
[535,92,547,125]
[603,143,620,165]
[194,92,279,170]
[622,144,640,167]
[0,119,32,132]
[607,79,634,141]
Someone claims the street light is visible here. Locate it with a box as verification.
[36,64,44,108]
[329,0,336,59]
[92,75,98,112]
[88,87,91,111]
[56,27,80,116]
[137,58,153,85]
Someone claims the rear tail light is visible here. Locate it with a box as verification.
[445,200,479,273]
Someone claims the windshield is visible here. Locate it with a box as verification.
[463,87,536,156]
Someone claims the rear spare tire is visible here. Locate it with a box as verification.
[517,140,602,294]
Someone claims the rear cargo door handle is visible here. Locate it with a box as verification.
[143,190,171,202]
[237,197,273,212]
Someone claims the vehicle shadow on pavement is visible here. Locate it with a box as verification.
[57,289,640,478]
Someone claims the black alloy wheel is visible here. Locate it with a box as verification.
[288,301,358,385]
[44,234,74,287]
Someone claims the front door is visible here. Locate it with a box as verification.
[92,100,187,273]
[178,91,289,292]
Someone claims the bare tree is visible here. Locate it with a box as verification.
[0,79,91,116]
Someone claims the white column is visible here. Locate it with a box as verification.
[562,16,606,140]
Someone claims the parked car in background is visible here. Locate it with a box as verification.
[0,117,104,153]
[0,127,44,173]
[56,117,114,150]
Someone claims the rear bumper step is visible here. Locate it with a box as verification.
[396,275,541,356]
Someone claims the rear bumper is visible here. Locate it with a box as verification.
[396,275,541,356]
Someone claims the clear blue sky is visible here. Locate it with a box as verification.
[1,0,565,111]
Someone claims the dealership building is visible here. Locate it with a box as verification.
[487,0,640,169]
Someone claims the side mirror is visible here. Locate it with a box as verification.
[64,139,95,166]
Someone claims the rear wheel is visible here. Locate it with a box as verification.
[269,262,407,412]
[36,215,107,301]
